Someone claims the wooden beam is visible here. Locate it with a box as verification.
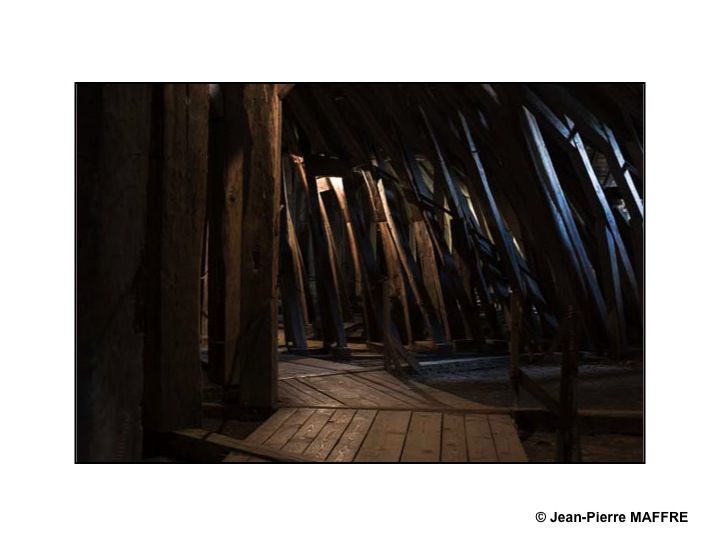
[303,156,348,350]
[277,83,295,99]
[169,429,315,463]
[207,83,245,385]
[520,106,610,341]
[279,158,308,350]
[143,84,209,432]
[232,84,282,407]
[77,83,152,462]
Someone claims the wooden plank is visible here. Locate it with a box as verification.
[441,413,468,462]
[465,414,498,462]
[287,379,342,407]
[351,372,437,408]
[282,408,335,454]
[277,380,322,406]
[400,412,442,462]
[354,410,411,462]
[171,429,314,463]
[340,374,418,408]
[244,408,297,444]
[327,409,377,462]
[278,362,330,380]
[233,84,282,407]
[302,373,408,408]
[487,414,527,462]
[282,378,345,407]
[303,409,356,460]
[288,357,366,372]
[357,370,478,409]
[263,408,316,449]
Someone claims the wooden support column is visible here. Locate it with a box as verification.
[279,157,309,350]
[233,84,282,407]
[143,84,209,432]
[207,84,245,385]
[77,84,152,462]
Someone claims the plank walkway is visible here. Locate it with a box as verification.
[228,357,527,463]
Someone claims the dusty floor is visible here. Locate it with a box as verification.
[520,431,643,463]
[419,357,643,410]
[421,358,643,462]
[197,346,643,463]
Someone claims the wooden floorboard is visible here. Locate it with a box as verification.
[263,408,316,449]
[441,413,468,462]
[401,412,442,462]
[279,378,345,407]
[354,410,412,462]
[240,408,525,462]
[304,409,356,460]
[244,408,297,444]
[301,375,391,408]
[465,414,499,462]
[282,408,335,454]
[354,371,442,407]
[488,414,528,462]
[240,359,527,462]
[326,409,377,462]
[288,357,369,372]
[347,373,431,408]
[278,362,332,380]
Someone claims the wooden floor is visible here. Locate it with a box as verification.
[226,356,527,463]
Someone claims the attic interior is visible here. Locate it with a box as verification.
[76,83,643,463]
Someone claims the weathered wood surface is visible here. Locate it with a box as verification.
[77,84,152,462]
[276,358,491,410]
[207,83,246,385]
[237,408,526,463]
[171,428,314,463]
[143,84,209,432]
[233,84,282,407]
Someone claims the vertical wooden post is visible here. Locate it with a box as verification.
[143,84,209,432]
[207,83,245,385]
[233,84,282,407]
[77,84,152,461]
[279,159,308,351]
